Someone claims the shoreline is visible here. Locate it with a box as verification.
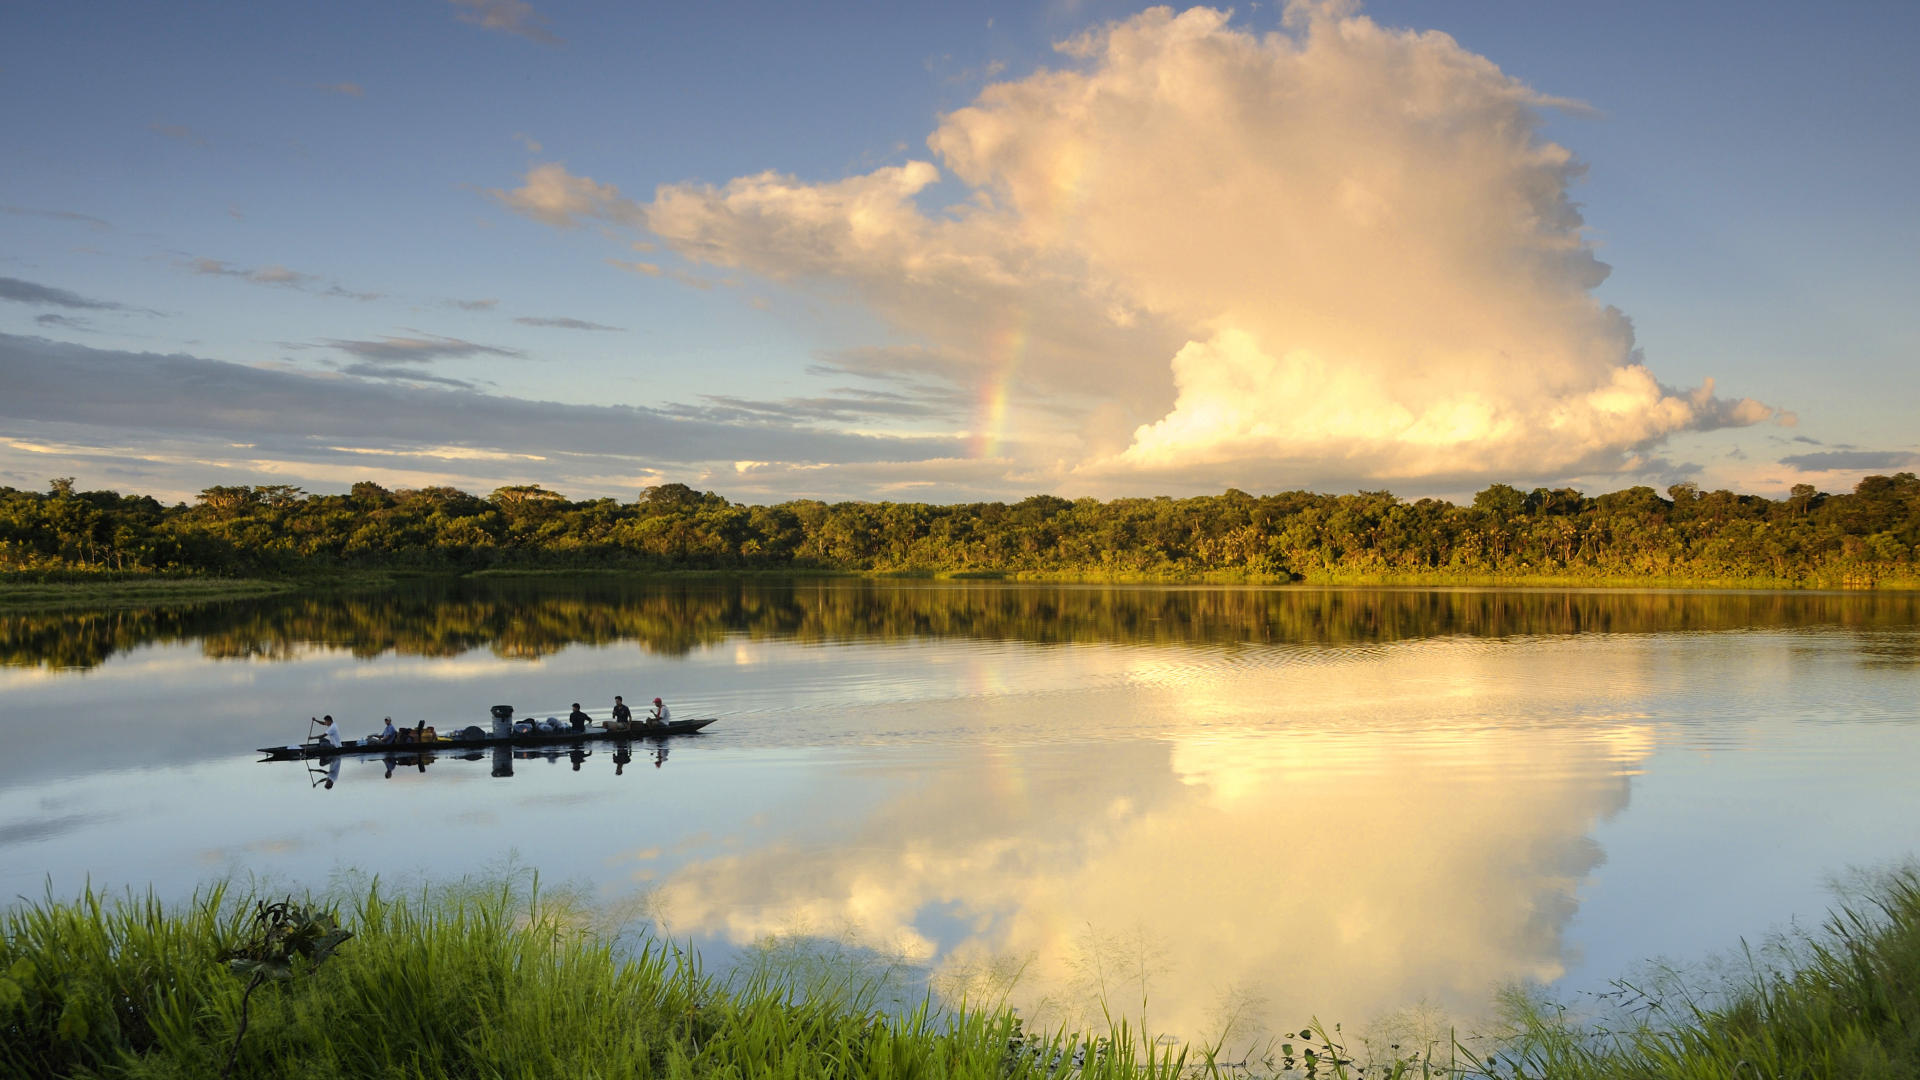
[4,566,1917,612]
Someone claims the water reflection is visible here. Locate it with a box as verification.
[283,742,669,787]
[645,668,1655,1039]
[0,580,1915,1048]
[7,578,1920,670]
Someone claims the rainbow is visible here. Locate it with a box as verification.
[968,138,1098,460]
[966,133,1102,459]
[971,316,1031,459]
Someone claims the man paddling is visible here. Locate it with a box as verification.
[314,715,343,749]
[568,702,591,732]
[647,697,671,727]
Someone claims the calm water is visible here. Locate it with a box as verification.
[3,580,1918,1043]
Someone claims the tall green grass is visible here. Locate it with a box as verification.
[1489,868,1920,1080]
[5,868,1918,1078]
[0,876,1186,1079]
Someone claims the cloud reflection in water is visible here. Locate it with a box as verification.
[649,643,1656,1043]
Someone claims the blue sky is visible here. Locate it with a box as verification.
[3,0,1915,503]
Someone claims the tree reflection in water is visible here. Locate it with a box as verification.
[7,577,1918,671]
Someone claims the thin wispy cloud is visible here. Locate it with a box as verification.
[1780,450,1920,471]
[319,332,525,363]
[666,388,963,426]
[2,206,112,231]
[0,276,129,311]
[0,335,958,484]
[448,298,499,311]
[181,257,382,301]
[513,316,623,331]
[148,122,208,146]
[318,82,365,97]
[449,0,562,45]
[338,362,480,389]
[603,258,725,291]
[187,258,317,288]
[810,345,986,391]
[35,313,94,331]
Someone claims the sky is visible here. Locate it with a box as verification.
[2,0,1916,506]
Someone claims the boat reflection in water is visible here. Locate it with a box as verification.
[304,739,668,788]
[488,737,661,779]
[480,738,672,782]
[491,743,597,777]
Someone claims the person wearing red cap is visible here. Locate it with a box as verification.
[647,696,671,727]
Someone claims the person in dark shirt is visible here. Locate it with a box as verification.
[604,695,633,731]
[568,702,591,732]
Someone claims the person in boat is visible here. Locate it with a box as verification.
[647,697,670,727]
[315,715,343,749]
[604,695,633,731]
[375,717,399,744]
[568,702,591,732]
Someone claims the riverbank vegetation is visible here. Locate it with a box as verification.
[0,877,1190,1080]
[4,869,1918,1078]
[0,575,298,609]
[1497,867,1920,1079]
[3,473,1917,587]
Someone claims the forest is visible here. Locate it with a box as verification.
[2,473,1917,588]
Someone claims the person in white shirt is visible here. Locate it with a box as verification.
[315,715,343,748]
[648,697,670,726]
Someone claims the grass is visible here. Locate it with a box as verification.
[1295,570,1920,591]
[0,570,423,611]
[0,875,1188,1080]
[8,565,1917,608]
[5,869,1918,1079]
[464,566,858,582]
[1488,867,1920,1079]
[0,576,301,610]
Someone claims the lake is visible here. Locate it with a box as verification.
[2,579,1917,1047]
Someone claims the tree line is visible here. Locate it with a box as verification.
[2,474,1917,587]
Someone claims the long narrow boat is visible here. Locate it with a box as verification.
[258,717,718,761]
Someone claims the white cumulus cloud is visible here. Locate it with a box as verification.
[495,2,1780,491]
